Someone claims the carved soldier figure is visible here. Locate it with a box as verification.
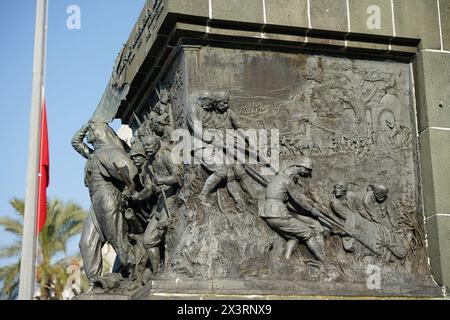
[126,142,154,283]
[363,184,395,228]
[128,141,152,214]
[187,92,254,211]
[209,91,245,132]
[72,122,138,288]
[330,182,371,254]
[260,158,328,265]
[330,182,367,220]
[133,134,182,273]
[130,142,148,180]
[149,88,173,141]
[331,182,406,261]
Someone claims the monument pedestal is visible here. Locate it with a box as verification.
[74,278,442,300]
[132,279,442,300]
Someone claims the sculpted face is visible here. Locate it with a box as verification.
[373,184,389,203]
[143,137,160,157]
[333,184,347,198]
[215,99,229,113]
[374,189,388,203]
[160,90,170,104]
[132,155,146,167]
[200,97,214,111]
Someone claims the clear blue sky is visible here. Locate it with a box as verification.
[0,0,146,261]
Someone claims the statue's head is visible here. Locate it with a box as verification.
[198,94,214,111]
[296,157,313,178]
[142,134,161,158]
[87,121,122,148]
[284,166,299,183]
[372,184,389,203]
[333,181,348,198]
[284,157,313,181]
[130,141,147,167]
[213,91,230,113]
[160,88,170,104]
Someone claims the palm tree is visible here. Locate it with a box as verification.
[0,198,24,299]
[0,198,87,300]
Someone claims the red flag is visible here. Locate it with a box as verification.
[37,99,49,235]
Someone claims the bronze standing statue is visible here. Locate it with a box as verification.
[72,121,139,289]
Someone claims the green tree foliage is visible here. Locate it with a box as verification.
[0,198,87,299]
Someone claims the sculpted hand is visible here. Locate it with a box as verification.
[152,185,162,194]
[131,192,140,202]
[154,175,166,186]
[157,220,169,230]
[122,187,132,200]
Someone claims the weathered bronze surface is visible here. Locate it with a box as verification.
[73,43,439,297]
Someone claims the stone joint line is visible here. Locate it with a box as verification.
[207,0,212,33]
[345,0,351,47]
[421,49,450,54]
[426,213,450,220]
[437,0,444,51]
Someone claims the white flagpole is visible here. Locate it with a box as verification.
[19,0,48,300]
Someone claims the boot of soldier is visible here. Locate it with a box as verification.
[306,236,327,263]
[285,239,299,260]
[85,281,96,294]
[148,247,161,273]
[199,174,223,201]
[84,274,102,294]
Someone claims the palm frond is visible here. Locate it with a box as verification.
[0,217,23,237]
[9,198,25,218]
[43,201,86,256]
[54,202,85,231]
[1,197,88,300]
[0,242,22,259]
[55,220,84,250]
[0,263,20,299]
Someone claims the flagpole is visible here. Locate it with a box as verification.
[19,0,48,300]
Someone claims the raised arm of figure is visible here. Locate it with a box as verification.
[71,123,93,159]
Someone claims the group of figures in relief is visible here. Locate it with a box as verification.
[72,86,417,292]
[279,111,412,165]
[71,87,181,291]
